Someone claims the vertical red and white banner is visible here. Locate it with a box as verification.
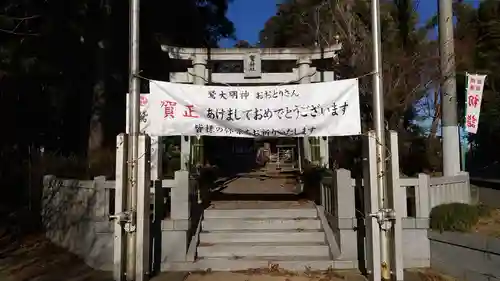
[465,73,487,134]
[126,94,149,133]
[126,94,162,180]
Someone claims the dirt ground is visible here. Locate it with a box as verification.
[473,208,500,237]
[0,230,458,281]
[0,230,112,281]
[154,268,457,281]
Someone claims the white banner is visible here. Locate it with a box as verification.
[465,73,487,134]
[146,79,361,138]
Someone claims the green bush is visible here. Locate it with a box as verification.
[300,164,332,185]
[429,203,491,232]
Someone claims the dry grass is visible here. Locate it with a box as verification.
[407,268,457,281]
[473,208,500,237]
[183,264,362,281]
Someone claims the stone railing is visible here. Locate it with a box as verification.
[399,172,471,217]
[320,169,471,270]
[42,170,202,272]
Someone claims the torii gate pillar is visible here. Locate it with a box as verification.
[297,56,313,163]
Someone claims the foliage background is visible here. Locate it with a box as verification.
[1,0,500,215]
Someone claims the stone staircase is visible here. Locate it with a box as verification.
[191,202,341,271]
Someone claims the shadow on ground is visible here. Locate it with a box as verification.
[0,229,112,281]
[0,229,458,281]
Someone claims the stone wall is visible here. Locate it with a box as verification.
[429,231,500,281]
[42,175,113,271]
[42,171,201,272]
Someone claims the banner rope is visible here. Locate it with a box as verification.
[132,71,392,166]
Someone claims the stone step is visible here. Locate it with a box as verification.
[197,243,330,258]
[204,208,318,219]
[199,230,326,244]
[161,258,356,272]
[202,218,322,231]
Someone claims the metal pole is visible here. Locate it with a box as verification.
[439,0,461,176]
[371,0,392,279]
[126,0,141,279]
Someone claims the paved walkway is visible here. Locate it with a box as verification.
[216,160,301,195]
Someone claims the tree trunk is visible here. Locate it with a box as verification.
[87,2,109,172]
[87,79,106,170]
[426,89,442,171]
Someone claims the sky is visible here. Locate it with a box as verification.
[218,0,479,143]
[219,0,280,47]
[219,0,452,47]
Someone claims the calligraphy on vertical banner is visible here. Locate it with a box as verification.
[146,79,361,137]
[125,93,160,179]
[465,73,487,134]
[125,94,150,133]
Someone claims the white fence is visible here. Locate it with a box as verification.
[399,173,471,218]
[321,171,471,219]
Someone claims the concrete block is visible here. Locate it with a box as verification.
[402,218,415,229]
[430,231,488,250]
[171,201,190,220]
[402,229,429,268]
[414,218,429,229]
[161,219,190,231]
[161,230,188,262]
[464,270,490,281]
[337,218,357,229]
[338,229,358,261]
[430,235,500,280]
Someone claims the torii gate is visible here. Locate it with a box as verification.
[160,44,342,170]
[116,44,344,281]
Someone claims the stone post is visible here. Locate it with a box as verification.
[150,137,163,180]
[416,173,430,218]
[93,176,109,218]
[387,131,404,280]
[333,169,358,263]
[319,137,329,168]
[171,170,190,220]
